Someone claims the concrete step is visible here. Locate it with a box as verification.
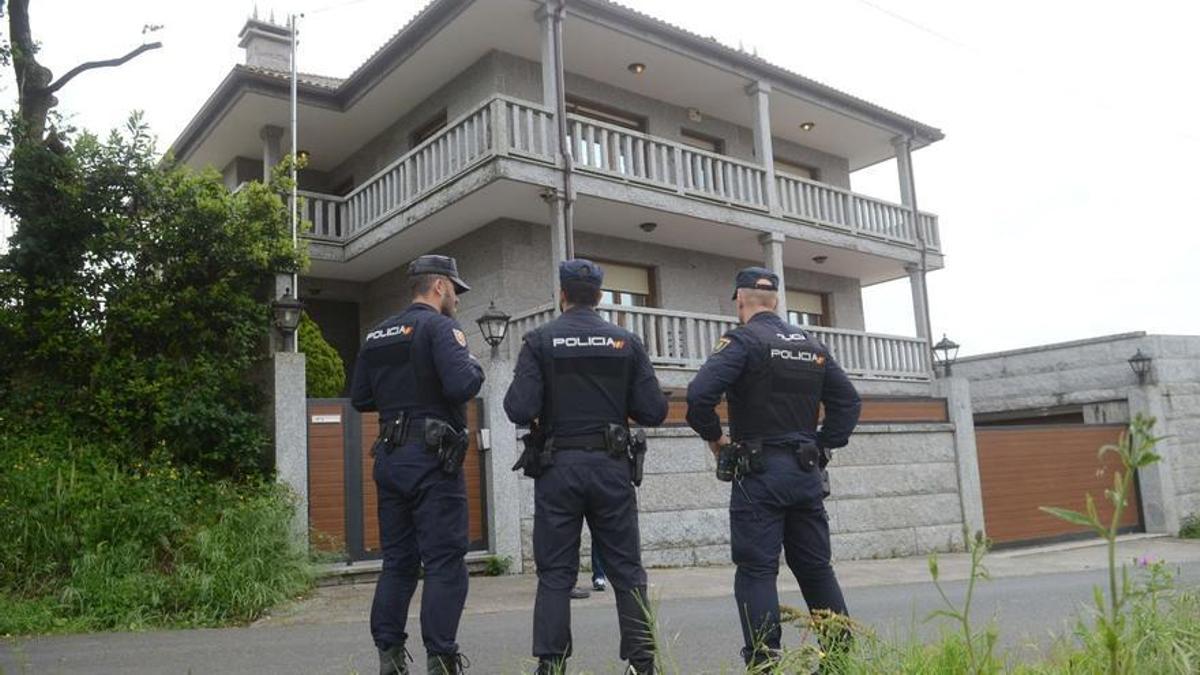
[316,551,500,586]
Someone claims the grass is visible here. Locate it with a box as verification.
[0,431,314,635]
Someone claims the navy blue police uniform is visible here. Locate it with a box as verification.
[504,259,668,674]
[350,255,484,674]
[685,267,861,665]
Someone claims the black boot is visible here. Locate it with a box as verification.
[427,653,470,674]
[625,659,655,675]
[378,644,411,675]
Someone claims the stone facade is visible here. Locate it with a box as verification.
[514,423,964,570]
[954,332,1200,534]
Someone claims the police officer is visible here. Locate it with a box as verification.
[351,254,484,675]
[504,259,668,675]
[685,267,861,668]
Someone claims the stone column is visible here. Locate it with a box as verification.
[747,81,779,215]
[934,376,986,544]
[759,231,788,318]
[481,350,524,571]
[273,351,309,550]
[260,124,284,182]
[543,189,567,308]
[906,263,930,341]
[1128,385,1181,534]
[536,2,561,110]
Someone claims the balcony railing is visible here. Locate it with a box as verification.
[294,95,938,252]
[776,173,940,249]
[506,303,930,380]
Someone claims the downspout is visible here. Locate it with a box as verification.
[550,0,575,258]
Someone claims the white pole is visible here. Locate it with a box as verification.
[289,13,300,353]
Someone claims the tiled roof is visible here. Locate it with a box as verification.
[235,63,344,89]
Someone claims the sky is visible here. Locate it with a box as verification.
[4,0,1199,356]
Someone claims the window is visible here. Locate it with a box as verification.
[785,289,827,327]
[565,96,646,174]
[410,109,448,148]
[680,128,724,155]
[588,260,653,308]
[775,157,818,181]
[565,97,646,131]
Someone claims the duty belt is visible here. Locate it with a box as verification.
[550,432,609,451]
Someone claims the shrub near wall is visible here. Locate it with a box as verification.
[0,428,312,634]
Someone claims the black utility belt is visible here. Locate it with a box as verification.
[513,423,648,487]
[716,439,828,482]
[550,432,610,451]
[372,414,469,476]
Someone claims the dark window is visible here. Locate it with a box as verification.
[410,109,448,148]
[775,157,819,181]
[680,128,724,155]
[565,96,647,131]
[785,289,827,327]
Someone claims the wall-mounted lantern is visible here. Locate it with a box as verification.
[932,334,960,378]
[1128,348,1153,385]
[476,301,511,357]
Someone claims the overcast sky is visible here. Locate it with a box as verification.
[6,0,1198,355]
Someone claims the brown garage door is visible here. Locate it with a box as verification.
[308,399,490,560]
[976,425,1142,546]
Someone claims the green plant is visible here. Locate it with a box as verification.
[925,529,999,675]
[1040,414,1164,675]
[299,311,346,397]
[0,430,313,634]
[482,555,513,577]
[1179,514,1200,539]
[0,114,303,477]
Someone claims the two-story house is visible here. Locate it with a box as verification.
[172,0,985,570]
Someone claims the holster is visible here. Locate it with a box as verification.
[794,441,822,473]
[371,413,409,457]
[715,442,738,482]
[627,428,647,487]
[604,423,630,459]
[424,418,469,475]
[743,439,765,475]
[513,423,547,479]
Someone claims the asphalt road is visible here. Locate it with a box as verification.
[4,561,1198,675]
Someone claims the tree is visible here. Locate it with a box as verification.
[6,0,161,147]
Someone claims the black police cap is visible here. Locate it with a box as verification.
[731,266,779,299]
[559,258,604,288]
[408,254,470,294]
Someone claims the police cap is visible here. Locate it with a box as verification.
[408,254,471,294]
[731,266,779,299]
[559,258,604,288]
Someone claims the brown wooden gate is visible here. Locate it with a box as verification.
[976,424,1143,546]
[307,399,489,560]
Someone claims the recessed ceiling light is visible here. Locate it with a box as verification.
[812,255,828,264]
[799,122,816,131]
[628,62,647,75]
[639,222,658,233]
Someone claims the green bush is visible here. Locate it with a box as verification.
[0,116,303,477]
[0,429,312,634]
[299,312,346,397]
[1180,514,1200,539]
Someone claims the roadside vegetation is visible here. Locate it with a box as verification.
[0,3,317,634]
[641,415,1200,674]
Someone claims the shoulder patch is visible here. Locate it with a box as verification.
[452,328,467,347]
[713,337,731,354]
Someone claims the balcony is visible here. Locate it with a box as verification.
[297,96,940,254]
[507,303,931,382]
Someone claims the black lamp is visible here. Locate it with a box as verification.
[1128,348,1152,385]
[476,301,511,355]
[271,288,304,339]
[932,334,960,377]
